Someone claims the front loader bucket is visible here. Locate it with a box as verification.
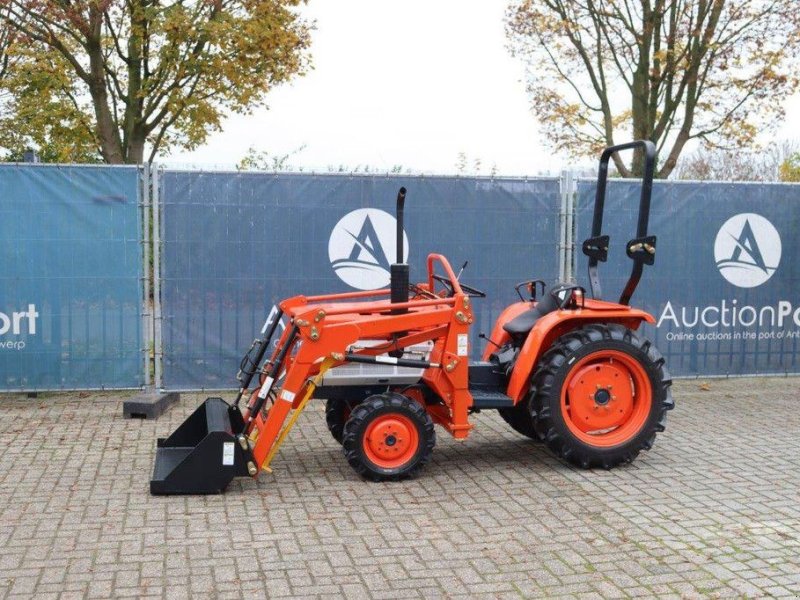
[150,397,252,495]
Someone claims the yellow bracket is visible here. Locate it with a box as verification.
[260,357,336,473]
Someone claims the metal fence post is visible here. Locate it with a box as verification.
[558,171,568,282]
[564,170,577,283]
[152,166,164,390]
[141,163,153,386]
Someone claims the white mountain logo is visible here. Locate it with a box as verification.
[714,213,781,288]
[328,209,409,290]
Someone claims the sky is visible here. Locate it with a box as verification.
[168,0,800,175]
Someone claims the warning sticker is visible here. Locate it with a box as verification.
[222,442,235,466]
[257,376,274,400]
[457,333,469,356]
[281,390,296,403]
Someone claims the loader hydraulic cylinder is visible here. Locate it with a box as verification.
[235,308,284,406]
[246,324,298,422]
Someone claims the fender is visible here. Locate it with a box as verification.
[506,300,656,403]
[481,301,530,360]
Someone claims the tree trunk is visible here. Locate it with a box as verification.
[89,80,125,164]
[658,131,690,178]
[86,11,124,164]
[123,0,146,164]
[127,134,146,164]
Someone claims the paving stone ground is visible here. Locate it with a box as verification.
[1,378,799,599]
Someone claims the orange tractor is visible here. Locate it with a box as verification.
[151,141,673,494]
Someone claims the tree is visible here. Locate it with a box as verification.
[0,0,310,164]
[780,153,800,183]
[0,12,17,150]
[672,140,798,182]
[0,35,101,162]
[237,146,413,174]
[0,9,9,82]
[506,1,800,178]
[237,144,306,171]
[3,5,97,162]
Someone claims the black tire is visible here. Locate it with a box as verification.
[342,393,435,481]
[530,324,673,469]
[325,398,360,445]
[498,404,541,441]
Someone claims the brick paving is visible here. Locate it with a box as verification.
[1,378,799,598]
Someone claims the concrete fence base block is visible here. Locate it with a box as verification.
[123,391,180,420]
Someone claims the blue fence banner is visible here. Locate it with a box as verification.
[576,180,800,377]
[160,172,562,389]
[0,165,143,390]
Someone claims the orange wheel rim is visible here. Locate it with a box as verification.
[560,350,652,448]
[363,413,419,469]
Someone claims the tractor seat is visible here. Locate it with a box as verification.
[502,283,570,338]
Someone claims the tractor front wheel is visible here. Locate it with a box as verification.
[342,393,435,481]
[531,324,673,469]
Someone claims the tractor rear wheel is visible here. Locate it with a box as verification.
[530,324,673,469]
[342,393,435,481]
[498,404,541,441]
[325,398,360,445]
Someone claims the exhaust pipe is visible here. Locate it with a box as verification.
[396,186,406,266]
[390,187,409,311]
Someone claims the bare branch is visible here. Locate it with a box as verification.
[507,0,800,178]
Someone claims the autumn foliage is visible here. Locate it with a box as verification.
[0,0,311,163]
[506,1,800,178]
[780,153,800,183]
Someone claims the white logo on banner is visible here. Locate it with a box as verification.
[0,304,38,351]
[328,209,409,290]
[714,213,781,288]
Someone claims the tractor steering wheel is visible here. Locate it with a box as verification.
[431,274,487,298]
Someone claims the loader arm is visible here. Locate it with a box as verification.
[243,255,475,473]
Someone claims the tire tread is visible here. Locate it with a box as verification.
[342,393,435,481]
[530,324,673,469]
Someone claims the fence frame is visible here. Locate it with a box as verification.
[140,163,153,387]
[572,175,800,379]
[0,162,147,392]
[145,168,800,389]
[151,169,564,390]
[152,166,165,390]
[5,164,796,390]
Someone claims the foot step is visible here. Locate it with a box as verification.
[469,388,515,409]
